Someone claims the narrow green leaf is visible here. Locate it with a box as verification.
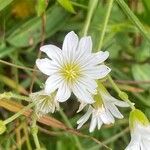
[36,0,48,16]
[115,0,150,43]
[57,0,76,14]
[141,0,150,14]
[7,6,69,47]
[132,64,150,89]
[0,0,14,11]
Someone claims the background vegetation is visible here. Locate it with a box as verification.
[0,0,150,149]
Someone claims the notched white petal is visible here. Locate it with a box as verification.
[78,36,92,54]
[36,58,58,75]
[45,75,62,94]
[85,65,111,79]
[92,51,109,65]
[40,44,62,63]
[56,81,71,102]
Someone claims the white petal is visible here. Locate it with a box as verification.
[99,107,114,124]
[85,65,111,79]
[93,51,109,64]
[36,58,59,75]
[40,44,62,64]
[45,74,62,94]
[105,108,115,123]
[125,131,141,150]
[62,31,78,62]
[125,142,140,150]
[77,106,93,129]
[107,96,129,107]
[56,81,71,102]
[141,139,150,150]
[106,102,124,119]
[89,114,97,132]
[77,76,97,94]
[97,117,103,129]
[72,82,94,103]
[77,102,87,113]
[78,36,92,54]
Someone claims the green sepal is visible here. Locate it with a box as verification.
[129,109,149,129]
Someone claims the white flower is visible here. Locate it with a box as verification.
[77,90,129,132]
[29,90,59,116]
[36,31,111,103]
[126,109,150,150]
[125,123,150,150]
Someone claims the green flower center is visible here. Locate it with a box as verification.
[60,63,81,82]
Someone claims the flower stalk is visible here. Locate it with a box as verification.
[97,0,114,50]
[31,113,41,149]
[82,0,99,36]
[4,102,35,125]
[108,75,135,110]
[0,92,29,101]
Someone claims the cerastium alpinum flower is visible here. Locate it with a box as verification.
[30,90,59,116]
[77,84,129,132]
[125,109,150,150]
[36,31,111,103]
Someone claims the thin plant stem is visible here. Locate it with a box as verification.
[59,109,84,150]
[71,1,87,9]
[31,114,41,149]
[30,13,46,93]
[23,123,32,150]
[0,92,29,101]
[108,75,135,110]
[82,0,99,36]
[4,102,35,125]
[115,0,150,42]
[0,59,38,72]
[97,0,114,50]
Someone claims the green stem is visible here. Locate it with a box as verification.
[115,0,150,42]
[31,114,41,149]
[59,109,83,150]
[4,102,35,125]
[82,0,99,36]
[0,92,29,101]
[97,0,114,50]
[108,75,135,110]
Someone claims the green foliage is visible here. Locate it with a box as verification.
[132,64,150,89]
[57,0,76,14]
[36,0,48,17]
[0,0,14,11]
[0,0,150,149]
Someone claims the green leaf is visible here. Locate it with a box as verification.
[7,6,69,47]
[115,0,150,43]
[135,40,150,62]
[57,0,76,14]
[0,0,14,11]
[132,64,150,89]
[141,0,150,14]
[36,0,48,16]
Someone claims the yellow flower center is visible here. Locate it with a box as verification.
[60,63,81,82]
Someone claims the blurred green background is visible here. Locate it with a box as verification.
[0,0,150,149]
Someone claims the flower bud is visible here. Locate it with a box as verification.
[129,109,149,129]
